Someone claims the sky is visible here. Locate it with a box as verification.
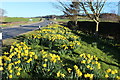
[0,2,63,17]
[0,1,119,17]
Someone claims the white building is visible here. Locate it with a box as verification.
[118,1,120,16]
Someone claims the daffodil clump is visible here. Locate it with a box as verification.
[26,24,81,53]
[34,50,63,78]
[2,42,38,79]
[76,53,101,79]
[0,56,4,71]
[105,68,120,79]
[79,53,101,70]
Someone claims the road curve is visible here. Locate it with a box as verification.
[2,20,52,39]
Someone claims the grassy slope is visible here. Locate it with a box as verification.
[72,31,120,75]
[2,24,120,76]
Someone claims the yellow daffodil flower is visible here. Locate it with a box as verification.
[105,74,109,78]
[17,72,20,76]
[9,75,12,78]
[42,64,47,67]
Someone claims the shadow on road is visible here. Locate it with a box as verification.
[22,26,39,28]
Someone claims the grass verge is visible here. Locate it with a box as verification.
[2,24,120,79]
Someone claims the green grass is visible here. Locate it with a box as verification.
[54,19,93,22]
[2,24,120,79]
[1,17,43,27]
[54,19,70,22]
[3,17,40,22]
[53,18,119,23]
[75,39,120,70]
[72,31,120,72]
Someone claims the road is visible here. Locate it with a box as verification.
[2,20,53,39]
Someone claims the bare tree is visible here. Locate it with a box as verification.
[0,8,7,22]
[54,0,80,26]
[55,0,107,33]
[0,8,6,17]
[79,0,107,35]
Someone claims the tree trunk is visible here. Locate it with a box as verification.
[75,20,77,26]
[95,21,99,36]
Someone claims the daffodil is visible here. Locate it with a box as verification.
[14,48,18,52]
[111,71,115,74]
[57,71,61,77]
[25,50,28,54]
[16,44,19,47]
[116,76,120,79]
[4,52,9,55]
[90,67,93,70]
[89,74,94,79]
[76,69,82,77]
[8,66,12,70]
[0,61,3,66]
[9,75,12,78]
[44,59,48,62]
[106,69,111,73]
[67,68,72,73]
[34,55,38,59]
[15,66,19,69]
[4,63,7,66]
[42,64,47,67]
[97,63,101,69]
[74,65,78,70]
[95,57,98,60]
[105,74,109,78]
[17,55,21,58]
[9,70,13,73]
[18,67,22,71]
[30,52,35,55]
[29,54,32,57]
[87,54,91,58]
[24,57,27,60]
[87,65,90,69]
[48,69,50,72]
[95,61,98,64]
[0,67,3,71]
[26,58,32,63]
[81,60,86,64]
[17,72,20,76]
[114,69,118,73]
[61,73,65,78]
[87,60,91,64]
[84,73,90,78]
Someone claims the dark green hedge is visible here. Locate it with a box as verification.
[67,21,120,40]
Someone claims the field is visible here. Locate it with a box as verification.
[1,17,41,27]
[53,18,93,23]
[53,18,119,23]
[2,24,120,79]
[3,17,40,22]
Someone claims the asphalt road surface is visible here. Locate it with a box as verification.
[2,20,53,39]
